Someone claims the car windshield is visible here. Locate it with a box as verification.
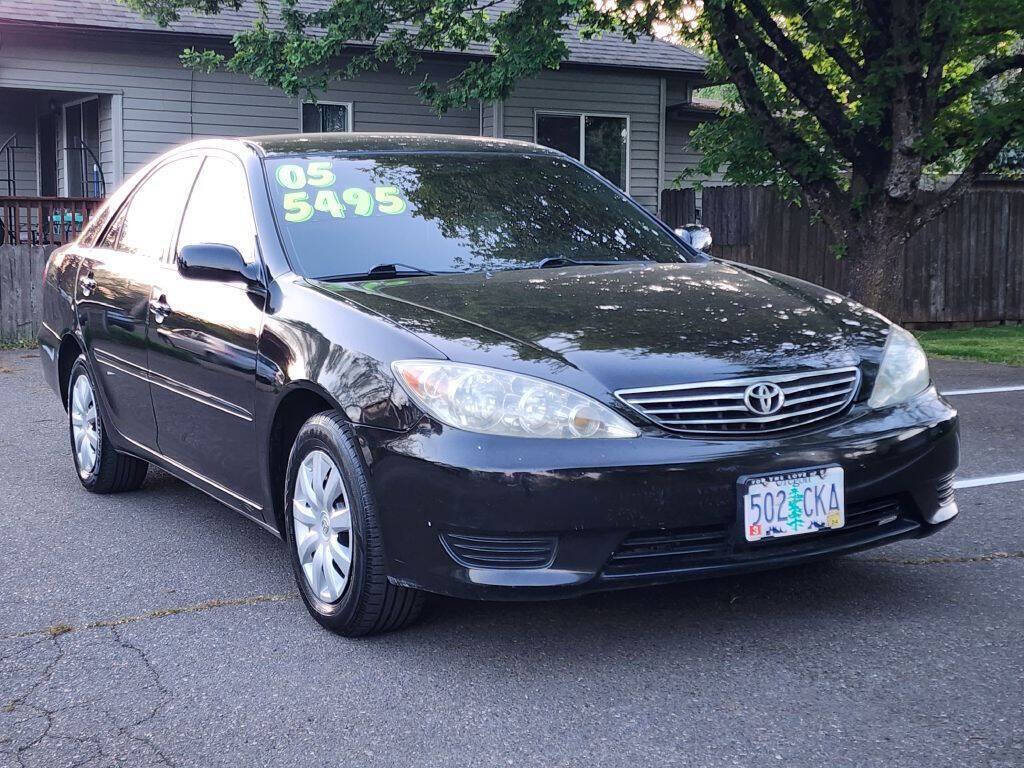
[265,152,693,279]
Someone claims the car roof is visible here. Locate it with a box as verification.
[241,132,563,157]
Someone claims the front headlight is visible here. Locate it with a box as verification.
[868,326,930,409]
[392,360,640,439]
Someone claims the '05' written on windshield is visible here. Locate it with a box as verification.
[275,162,409,223]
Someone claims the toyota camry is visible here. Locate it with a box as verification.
[39,134,959,636]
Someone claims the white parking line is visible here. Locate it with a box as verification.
[942,385,1024,396]
[954,472,1024,489]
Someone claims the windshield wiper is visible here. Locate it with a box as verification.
[318,263,449,282]
[529,256,648,270]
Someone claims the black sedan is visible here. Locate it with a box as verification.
[39,134,959,636]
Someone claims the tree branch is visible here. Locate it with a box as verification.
[706,5,853,234]
[936,53,1024,112]
[727,1,859,163]
[788,0,865,83]
[921,2,961,123]
[911,130,1014,231]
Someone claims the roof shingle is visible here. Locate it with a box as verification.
[0,0,707,74]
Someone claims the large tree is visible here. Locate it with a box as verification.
[124,0,1024,317]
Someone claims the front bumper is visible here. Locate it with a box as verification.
[358,389,959,600]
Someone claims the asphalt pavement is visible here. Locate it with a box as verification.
[1,349,1022,768]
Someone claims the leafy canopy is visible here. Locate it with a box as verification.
[684,1,1024,212]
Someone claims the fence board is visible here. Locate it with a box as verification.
[659,189,696,229]
[702,186,1024,325]
[0,245,57,343]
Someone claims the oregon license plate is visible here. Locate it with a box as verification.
[741,466,844,542]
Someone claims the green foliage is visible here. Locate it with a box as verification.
[993,143,1024,177]
[680,1,1024,214]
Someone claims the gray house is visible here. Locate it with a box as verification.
[0,0,713,232]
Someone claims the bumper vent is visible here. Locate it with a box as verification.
[936,472,956,507]
[441,533,557,569]
[603,497,910,578]
[615,367,861,436]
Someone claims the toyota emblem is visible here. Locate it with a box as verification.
[743,382,785,415]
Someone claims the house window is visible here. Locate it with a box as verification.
[535,112,629,191]
[301,102,352,132]
[64,98,101,197]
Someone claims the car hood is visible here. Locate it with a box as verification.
[311,261,891,392]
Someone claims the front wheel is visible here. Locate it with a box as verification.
[67,355,148,493]
[284,411,425,636]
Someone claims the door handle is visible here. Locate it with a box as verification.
[79,272,96,297]
[150,293,171,324]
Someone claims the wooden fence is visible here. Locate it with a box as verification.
[702,186,1024,325]
[660,189,697,230]
[0,245,55,343]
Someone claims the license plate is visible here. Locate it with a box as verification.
[740,466,844,542]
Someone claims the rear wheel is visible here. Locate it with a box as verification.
[68,356,148,493]
[284,411,425,636]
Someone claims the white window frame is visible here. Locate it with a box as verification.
[533,110,631,193]
[298,100,354,133]
[61,95,101,197]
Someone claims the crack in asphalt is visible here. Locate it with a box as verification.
[3,592,298,642]
[0,595,295,767]
[1,594,299,765]
[111,625,177,767]
[1,630,153,767]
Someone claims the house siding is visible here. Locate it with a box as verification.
[481,101,495,137]
[0,26,480,184]
[98,95,113,188]
[500,68,664,211]
[664,116,727,214]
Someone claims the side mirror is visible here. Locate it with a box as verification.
[674,225,713,253]
[178,243,261,285]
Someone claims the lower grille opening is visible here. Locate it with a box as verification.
[604,524,730,576]
[840,497,903,533]
[603,496,914,578]
[441,533,557,569]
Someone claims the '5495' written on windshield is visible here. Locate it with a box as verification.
[275,162,408,223]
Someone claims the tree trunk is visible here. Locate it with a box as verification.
[841,216,907,323]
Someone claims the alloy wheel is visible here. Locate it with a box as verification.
[71,374,99,477]
[293,449,354,603]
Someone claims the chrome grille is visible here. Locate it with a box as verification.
[615,367,861,435]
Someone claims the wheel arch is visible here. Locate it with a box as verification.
[57,334,84,410]
[266,382,340,535]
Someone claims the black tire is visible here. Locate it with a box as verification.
[284,411,425,636]
[67,355,148,494]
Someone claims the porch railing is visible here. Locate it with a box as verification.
[0,196,103,246]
